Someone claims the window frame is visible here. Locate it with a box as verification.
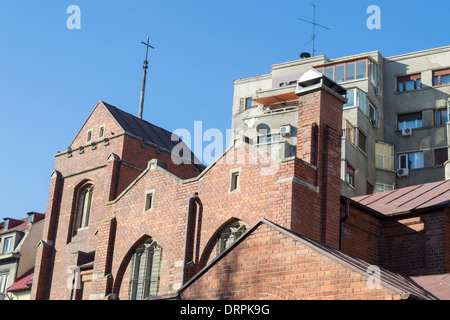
[0,271,9,294]
[433,68,450,86]
[434,108,448,126]
[229,169,241,193]
[398,152,424,170]
[315,58,369,83]
[345,163,355,187]
[375,142,394,171]
[144,190,155,212]
[2,236,13,254]
[375,183,395,193]
[397,73,422,92]
[128,239,162,300]
[397,112,423,131]
[86,129,93,143]
[434,148,448,167]
[75,184,94,231]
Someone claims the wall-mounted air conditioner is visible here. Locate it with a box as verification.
[397,168,409,178]
[280,125,292,136]
[402,127,413,137]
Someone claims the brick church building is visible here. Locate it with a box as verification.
[30,70,449,300]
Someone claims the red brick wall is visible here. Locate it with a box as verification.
[180,223,403,300]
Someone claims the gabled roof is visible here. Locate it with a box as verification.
[172,219,436,300]
[101,101,201,165]
[351,179,450,216]
[0,213,45,235]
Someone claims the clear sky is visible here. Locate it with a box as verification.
[0,0,449,220]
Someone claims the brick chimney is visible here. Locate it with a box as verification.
[295,69,347,249]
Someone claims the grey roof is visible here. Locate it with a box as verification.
[102,101,201,165]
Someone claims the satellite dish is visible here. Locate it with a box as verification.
[300,52,311,59]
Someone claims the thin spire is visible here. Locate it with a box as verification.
[138,36,155,119]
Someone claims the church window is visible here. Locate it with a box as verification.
[129,239,162,300]
[216,220,248,255]
[76,185,93,230]
[87,129,93,143]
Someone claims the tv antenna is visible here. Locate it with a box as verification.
[298,4,331,57]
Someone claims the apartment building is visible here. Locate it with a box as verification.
[232,46,450,198]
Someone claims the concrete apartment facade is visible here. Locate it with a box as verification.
[232,46,450,198]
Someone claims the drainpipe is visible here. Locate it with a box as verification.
[182,193,199,285]
[339,199,350,251]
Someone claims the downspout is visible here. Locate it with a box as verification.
[182,193,199,285]
[339,199,350,251]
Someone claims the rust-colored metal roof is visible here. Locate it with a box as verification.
[351,180,450,216]
[411,273,450,300]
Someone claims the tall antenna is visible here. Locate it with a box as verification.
[298,4,331,57]
[138,36,155,119]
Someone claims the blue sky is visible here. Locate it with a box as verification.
[0,0,449,220]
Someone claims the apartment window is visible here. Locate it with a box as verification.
[433,69,450,86]
[216,220,248,256]
[144,191,154,211]
[357,129,367,154]
[245,97,253,109]
[375,183,394,193]
[435,108,448,125]
[3,219,8,230]
[344,88,368,115]
[434,148,448,167]
[0,271,9,294]
[129,239,162,300]
[76,185,94,230]
[3,236,13,254]
[376,143,394,170]
[345,163,355,187]
[397,74,421,92]
[28,213,34,224]
[316,59,369,83]
[399,152,424,170]
[397,112,422,131]
[257,134,280,144]
[230,170,241,192]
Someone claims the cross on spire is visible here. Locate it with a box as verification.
[138,36,155,119]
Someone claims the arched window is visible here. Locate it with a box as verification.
[76,184,94,230]
[216,220,248,256]
[129,239,162,300]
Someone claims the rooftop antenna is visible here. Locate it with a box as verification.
[297,4,331,57]
[138,36,155,119]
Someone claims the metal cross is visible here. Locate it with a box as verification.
[138,36,155,119]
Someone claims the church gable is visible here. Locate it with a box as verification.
[179,219,435,300]
[69,101,124,150]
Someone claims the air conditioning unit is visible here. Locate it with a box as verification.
[402,127,413,137]
[374,87,380,95]
[397,168,409,178]
[280,125,292,136]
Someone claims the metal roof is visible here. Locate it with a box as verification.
[102,102,201,165]
[351,180,450,216]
